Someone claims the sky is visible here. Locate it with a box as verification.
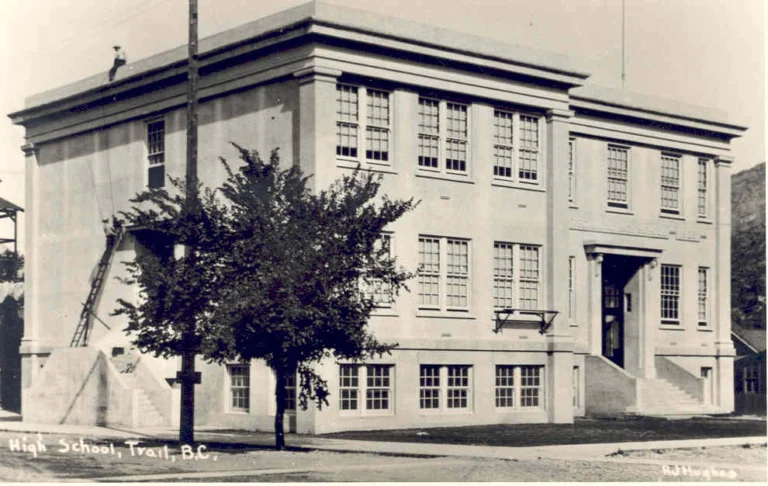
[0,0,765,253]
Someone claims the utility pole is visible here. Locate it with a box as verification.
[178,0,200,446]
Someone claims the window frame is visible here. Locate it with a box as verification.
[335,83,393,168]
[338,363,395,416]
[419,364,473,413]
[697,158,710,220]
[145,117,166,189]
[492,242,542,312]
[494,365,546,411]
[568,137,576,204]
[491,108,543,187]
[568,256,576,323]
[744,364,761,394]
[418,235,472,313]
[660,153,683,215]
[606,144,631,211]
[660,264,682,327]
[697,267,710,329]
[417,96,471,178]
[227,363,251,414]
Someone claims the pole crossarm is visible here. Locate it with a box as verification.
[493,308,559,335]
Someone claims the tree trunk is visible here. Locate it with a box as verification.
[179,349,196,445]
[274,368,286,451]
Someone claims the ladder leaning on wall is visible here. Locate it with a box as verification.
[70,224,126,347]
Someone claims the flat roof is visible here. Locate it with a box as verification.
[571,85,742,129]
[22,0,590,112]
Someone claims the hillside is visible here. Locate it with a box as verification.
[731,162,766,330]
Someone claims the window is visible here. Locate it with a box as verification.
[285,373,297,412]
[698,267,709,328]
[419,365,441,409]
[339,364,359,410]
[418,97,470,175]
[228,364,250,413]
[418,236,471,311]
[336,84,391,165]
[698,159,709,218]
[492,109,541,184]
[661,265,681,325]
[607,145,629,208]
[568,138,576,203]
[367,233,394,307]
[745,364,761,394]
[492,242,541,311]
[572,366,580,409]
[420,365,472,411]
[568,256,575,320]
[446,365,470,409]
[338,364,393,413]
[494,365,544,410]
[660,154,681,214]
[146,119,165,189]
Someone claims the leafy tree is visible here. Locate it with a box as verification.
[114,145,416,449]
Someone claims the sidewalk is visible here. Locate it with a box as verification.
[0,420,765,462]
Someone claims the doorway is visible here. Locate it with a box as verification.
[601,256,633,368]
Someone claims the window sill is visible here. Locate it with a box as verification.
[418,408,474,415]
[659,323,684,331]
[696,218,713,225]
[337,158,397,175]
[569,204,579,209]
[339,410,395,418]
[416,171,475,184]
[416,310,476,319]
[491,179,545,192]
[697,326,713,332]
[605,207,634,215]
[495,407,545,413]
[371,309,399,317]
[225,410,250,415]
[659,212,686,221]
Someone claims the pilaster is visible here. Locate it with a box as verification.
[639,259,658,378]
[588,253,603,355]
[293,66,342,193]
[713,156,733,347]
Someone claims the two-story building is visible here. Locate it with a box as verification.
[8,1,745,433]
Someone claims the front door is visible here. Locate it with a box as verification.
[602,279,624,368]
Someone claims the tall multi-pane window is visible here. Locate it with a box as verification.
[420,365,472,411]
[284,373,297,412]
[228,364,250,413]
[745,364,761,394]
[368,234,394,307]
[365,365,392,411]
[493,110,514,178]
[572,366,580,409]
[520,366,543,407]
[446,365,470,409]
[495,365,515,408]
[607,145,630,208]
[495,365,545,410]
[519,245,540,310]
[492,109,541,184]
[419,365,441,409]
[418,97,470,175]
[418,98,440,169]
[492,242,541,311]
[661,265,681,325]
[518,115,540,181]
[418,237,441,307]
[698,159,708,218]
[336,85,359,158]
[446,239,469,308]
[339,364,393,413]
[568,256,576,320]
[336,85,391,165]
[660,154,681,213]
[568,138,576,203]
[698,267,709,328]
[492,243,514,309]
[365,89,390,162]
[146,119,165,189]
[339,364,359,411]
[419,236,471,311]
[445,103,468,172]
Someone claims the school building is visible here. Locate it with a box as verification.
[8,1,746,433]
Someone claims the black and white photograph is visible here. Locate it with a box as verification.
[0,0,765,482]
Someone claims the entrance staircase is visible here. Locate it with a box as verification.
[110,347,172,428]
[637,378,707,416]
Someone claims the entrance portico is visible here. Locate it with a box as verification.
[584,243,662,380]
